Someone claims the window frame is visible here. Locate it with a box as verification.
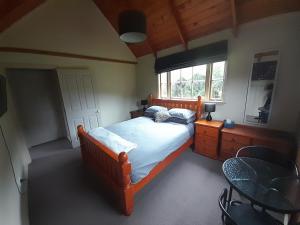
[158,61,227,102]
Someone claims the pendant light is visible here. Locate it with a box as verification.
[118,10,147,43]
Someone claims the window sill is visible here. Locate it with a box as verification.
[158,97,225,104]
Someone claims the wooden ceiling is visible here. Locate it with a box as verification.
[0,0,45,33]
[0,0,299,58]
[94,0,300,57]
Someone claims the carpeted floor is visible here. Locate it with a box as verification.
[28,139,229,225]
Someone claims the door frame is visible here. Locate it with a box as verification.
[56,68,101,148]
[4,65,72,146]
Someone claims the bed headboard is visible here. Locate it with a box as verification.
[148,94,202,120]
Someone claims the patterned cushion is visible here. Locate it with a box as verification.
[144,105,168,118]
[155,110,171,123]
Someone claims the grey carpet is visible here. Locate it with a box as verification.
[28,139,228,225]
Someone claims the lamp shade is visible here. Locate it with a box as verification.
[141,99,148,106]
[204,103,216,113]
[118,10,147,43]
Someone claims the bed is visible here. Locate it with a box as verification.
[77,94,202,215]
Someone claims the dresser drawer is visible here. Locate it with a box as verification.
[194,120,223,160]
[222,133,251,145]
[196,126,219,138]
[221,139,249,155]
[197,135,217,145]
[195,138,218,159]
[220,125,296,161]
[130,110,144,119]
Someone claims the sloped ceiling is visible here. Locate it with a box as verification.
[0,0,45,33]
[94,0,300,57]
[0,0,136,61]
[0,0,299,58]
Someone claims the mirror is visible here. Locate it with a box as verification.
[244,50,279,125]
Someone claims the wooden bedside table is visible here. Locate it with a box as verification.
[130,109,144,119]
[194,120,224,159]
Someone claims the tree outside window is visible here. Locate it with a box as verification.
[159,61,226,101]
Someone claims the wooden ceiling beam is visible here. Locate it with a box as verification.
[146,39,157,58]
[169,0,188,50]
[230,0,238,37]
[93,0,300,58]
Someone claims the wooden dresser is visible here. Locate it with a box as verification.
[220,125,296,160]
[194,120,224,159]
[130,109,144,119]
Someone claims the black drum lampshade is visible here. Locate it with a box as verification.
[118,10,147,43]
[204,103,216,121]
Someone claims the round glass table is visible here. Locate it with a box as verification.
[222,157,300,214]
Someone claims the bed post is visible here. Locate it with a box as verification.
[148,94,153,106]
[118,152,134,216]
[77,125,88,164]
[77,125,84,138]
[196,96,202,120]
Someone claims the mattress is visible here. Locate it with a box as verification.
[104,116,194,183]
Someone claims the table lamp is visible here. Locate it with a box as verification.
[141,99,148,111]
[204,103,216,121]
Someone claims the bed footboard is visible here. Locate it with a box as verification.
[77,125,134,215]
[76,94,201,216]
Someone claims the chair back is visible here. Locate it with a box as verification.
[218,189,237,225]
[236,146,299,176]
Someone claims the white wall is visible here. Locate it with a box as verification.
[296,114,300,167]
[0,0,138,126]
[0,70,30,225]
[0,0,137,225]
[0,0,136,62]
[136,12,300,133]
[8,69,67,147]
[297,135,300,167]
[0,55,137,127]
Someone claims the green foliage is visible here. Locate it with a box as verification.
[161,61,225,100]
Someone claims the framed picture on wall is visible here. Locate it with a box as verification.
[0,75,8,117]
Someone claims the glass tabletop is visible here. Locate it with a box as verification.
[222,157,300,213]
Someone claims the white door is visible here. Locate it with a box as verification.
[57,69,101,148]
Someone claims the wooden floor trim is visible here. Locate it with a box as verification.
[0,47,137,65]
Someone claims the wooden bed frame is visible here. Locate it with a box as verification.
[77,94,202,215]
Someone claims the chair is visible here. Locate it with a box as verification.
[219,188,283,225]
[235,146,299,176]
[235,146,299,224]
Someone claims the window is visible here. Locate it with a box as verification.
[158,61,226,101]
